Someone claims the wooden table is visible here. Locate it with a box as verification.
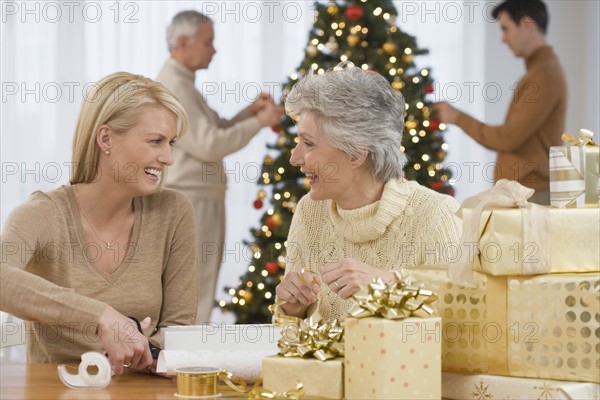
[0,361,246,399]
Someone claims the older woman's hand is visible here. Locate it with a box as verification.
[96,306,153,375]
[275,271,321,318]
[321,258,396,300]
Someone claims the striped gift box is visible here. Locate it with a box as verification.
[549,139,599,208]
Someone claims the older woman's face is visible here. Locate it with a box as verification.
[290,113,356,204]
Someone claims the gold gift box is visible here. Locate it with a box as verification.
[344,317,441,399]
[409,267,599,383]
[550,144,599,208]
[262,355,343,399]
[464,207,599,276]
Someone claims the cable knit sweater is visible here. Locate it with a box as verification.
[284,178,462,320]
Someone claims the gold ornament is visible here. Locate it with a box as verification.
[327,3,339,16]
[264,155,274,165]
[382,42,396,55]
[326,36,339,52]
[346,34,359,47]
[402,53,414,64]
[306,44,318,57]
[271,214,282,226]
[243,291,253,302]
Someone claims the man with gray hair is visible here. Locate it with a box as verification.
[157,10,284,323]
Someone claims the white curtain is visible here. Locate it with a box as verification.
[1,1,598,325]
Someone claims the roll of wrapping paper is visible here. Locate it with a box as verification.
[174,367,247,398]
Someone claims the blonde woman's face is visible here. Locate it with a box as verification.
[109,105,177,196]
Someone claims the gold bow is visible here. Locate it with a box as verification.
[277,312,345,361]
[348,270,438,320]
[248,381,304,399]
[562,129,597,146]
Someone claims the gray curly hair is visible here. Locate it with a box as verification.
[285,63,407,182]
[166,11,212,52]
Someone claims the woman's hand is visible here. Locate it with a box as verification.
[321,258,395,300]
[96,306,153,375]
[275,271,321,318]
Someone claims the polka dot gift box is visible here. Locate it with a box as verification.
[344,317,442,399]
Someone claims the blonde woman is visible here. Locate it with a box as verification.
[0,72,197,374]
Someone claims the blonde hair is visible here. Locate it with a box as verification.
[70,71,188,188]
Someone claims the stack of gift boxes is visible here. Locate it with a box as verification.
[260,130,599,399]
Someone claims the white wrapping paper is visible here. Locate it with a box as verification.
[156,324,280,382]
[157,349,271,382]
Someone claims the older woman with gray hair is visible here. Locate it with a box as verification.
[275,64,462,321]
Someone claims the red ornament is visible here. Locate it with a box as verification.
[266,261,279,275]
[253,199,263,209]
[447,187,455,197]
[425,83,435,94]
[271,125,282,133]
[266,216,277,229]
[431,180,444,192]
[428,119,441,131]
[345,5,364,20]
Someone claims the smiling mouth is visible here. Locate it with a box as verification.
[144,168,161,178]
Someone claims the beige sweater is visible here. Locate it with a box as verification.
[157,59,262,199]
[0,186,198,362]
[284,179,462,320]
[455,46,567,191]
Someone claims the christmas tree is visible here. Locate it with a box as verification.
[219,0,453,323]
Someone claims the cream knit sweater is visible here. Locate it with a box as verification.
[284,178,462,320]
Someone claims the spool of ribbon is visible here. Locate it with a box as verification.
[249,381,304,399]
[347,270,438,320]
[57,351,112,389]
[174,367,248,398]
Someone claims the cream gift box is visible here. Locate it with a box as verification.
[344,316,441,399]
[262,355,344,399]
[550,129,599,208]
[442,372,600,400]
[409,266,599,383]
[452,180,599,280]
[462,206,599,276]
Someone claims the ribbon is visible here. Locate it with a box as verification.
[562,129,597,146]
[450,180,550,287]
[276,311,344,361]
[249,381,305,399]
[347,271,438,320]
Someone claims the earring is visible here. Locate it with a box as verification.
[105,150,110,155]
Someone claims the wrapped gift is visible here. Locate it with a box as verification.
[262,310,345,399]
[451,180,599,283]
[409,266,600,383]
[344,274,441,399]
[262,355,343,399]
[550,129,599,208]
[345,317,441,399]
[442,372,600,400]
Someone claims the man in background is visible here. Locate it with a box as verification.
[434,0,567,205]
[157,10,284,323]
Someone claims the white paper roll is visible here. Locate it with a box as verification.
[157,349,272,382]
[58,351,112,389]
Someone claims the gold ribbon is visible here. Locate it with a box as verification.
[276,311,344,361]
[249,381,305,399]
[561,130,599,208]
[347,270,438,320]
[175,367,248,398]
